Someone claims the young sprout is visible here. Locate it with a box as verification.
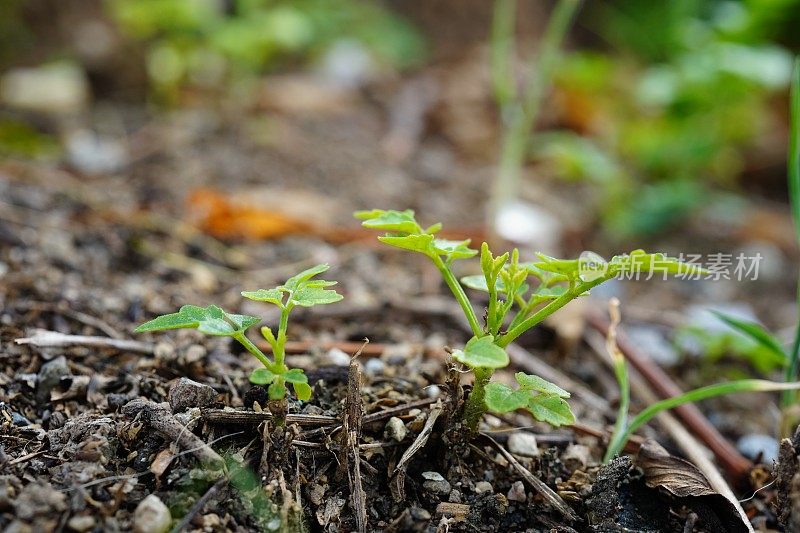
[356,209,703,433]
[135,264,343,402]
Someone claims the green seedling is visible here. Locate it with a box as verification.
[135,264,343,402]
[356,208,702,432]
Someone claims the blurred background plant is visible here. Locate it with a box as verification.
[539,0,797,238]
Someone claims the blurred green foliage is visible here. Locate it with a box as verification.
[537,0,797,237]
[0,119,60,160]
[107,0,425,97]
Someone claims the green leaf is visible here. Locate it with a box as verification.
[530,286,567,300]
[433,238,478,261]
[526,394,575,427]
[268,381,287,400]
[451,335,510,369]
[461,275,499,293]
[355,209,423,234]
[290,287,344,307]
[711,311,787,363]
[134,304,259,336]
[283,368,308,384]
[484,382,529,413]
[515,372,570,398]
[241,288,284,306]
[532,253,581,277]
[284,263,331,290]
[378,234,434,254]
[250,367,277,385]
[292,382,312,401]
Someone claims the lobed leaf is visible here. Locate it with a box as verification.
[284,263,332,290]
[250,367,277,385]
[241,288,284,306]
[134,304,259,336]
[378,234,434,254]
[433,238,478,261]
[283,368,309,384]
[451,335,510,369]
[292,382,312,401]
[355,209,423,234]
[526,394,575,427]
[515,372,570,398]
[484,382,529,412]
[291,287,344,307]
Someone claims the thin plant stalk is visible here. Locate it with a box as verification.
[431,254,483,337]
[606,380,800,460]
[488,0,582,231]
[602,299,630,463]
[784,57,800,408]
[491,0,518,110]
[498,276,605,347]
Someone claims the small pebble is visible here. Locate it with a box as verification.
[168,378,217,412]
[133,495,171,533]
[507,432,539,457]
[364,358,385,376]
[448,489,462,503]
[410,507,431,521]
[384,417,407,442]
[153,342,176,361]
[506,481,526,502]
[737,434,779,464]
[67,515,95,532]
[184,344,206,364]
[326,348,351,366]
[474,481,493,494]
[422,471,451,495]
[562,444,591,470]
[426,385,442,398]
[11,412,30,427]
[36,356,69,404]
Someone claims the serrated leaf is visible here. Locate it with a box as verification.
[451,335,509,369]
[355,209,423,234]
[515,372,570,398]
[378,234,434,254]
[283,368,308,384]
[484,382,529,413]
[531,286,567,300]
[292,382,312,401]
[134,304,258,336]
[433,238,478,261]
[250,367,277,385]
[241,288,284,306]
[532,253,581,277]
[461,275,498,293]
[526,394,575,427]
[284,263,331,290]
[290,287,343,307]
[712,311,787,362]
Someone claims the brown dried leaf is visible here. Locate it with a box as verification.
[636,440,749,533]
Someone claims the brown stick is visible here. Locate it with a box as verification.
[343,359,367,533]
[123,399,224,469]
[585,310,752,483]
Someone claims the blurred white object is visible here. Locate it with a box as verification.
[66,129,128,175]
[1,61,89,114]
[318,39,376,88]
[494,200,562,253]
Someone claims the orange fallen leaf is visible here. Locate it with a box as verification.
[187,187,313,240]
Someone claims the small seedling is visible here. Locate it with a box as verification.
[135,264,343,402]
[356,208,702,432]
